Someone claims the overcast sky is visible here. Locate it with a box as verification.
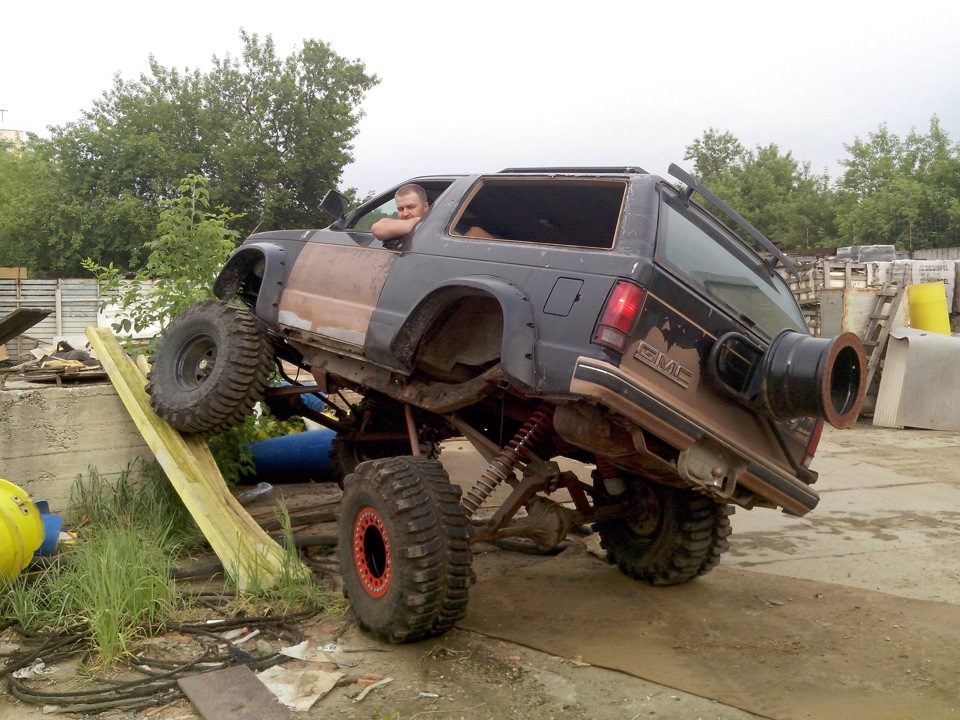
[3,1,960,196]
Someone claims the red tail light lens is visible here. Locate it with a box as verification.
[802,418,824,468]
[592,281,645,353]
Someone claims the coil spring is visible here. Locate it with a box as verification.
[595,457,619,479]
[462,404,554,515]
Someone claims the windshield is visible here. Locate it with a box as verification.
[656,189,806,338]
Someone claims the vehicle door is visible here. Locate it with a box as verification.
[277,192,421,352]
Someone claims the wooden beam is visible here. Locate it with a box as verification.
[86,327,298,589]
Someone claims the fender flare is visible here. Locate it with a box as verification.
[213,243,289,327]
[390,276,538,393]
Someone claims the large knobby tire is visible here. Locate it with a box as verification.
[595,478,733,586]
[338,456,474,643]
[147,300,274,434]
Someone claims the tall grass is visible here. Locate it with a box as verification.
[1,460,344,667]
[226,502,347,617]
[1,461,192,665]
[63,525,174,666]
[70,460,203,552]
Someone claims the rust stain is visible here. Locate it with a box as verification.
[279,244,397,346]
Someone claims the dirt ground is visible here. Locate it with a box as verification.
[3,420,960,719]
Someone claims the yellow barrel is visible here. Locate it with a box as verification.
[908,281,951,336]
[0,479,45,584]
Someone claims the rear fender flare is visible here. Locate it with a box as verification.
[213,243,288,327]
[392,277,538,393]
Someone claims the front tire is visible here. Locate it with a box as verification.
[147,300,274,434]
[595,477,733,586]
[338,456,473,643]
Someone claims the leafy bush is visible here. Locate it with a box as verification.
[83,174,242,347]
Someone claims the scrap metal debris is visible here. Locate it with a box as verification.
[6,340,107,383]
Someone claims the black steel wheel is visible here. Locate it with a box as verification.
[338,456,473,643]
[595,476,733,586]
[147,300,274,434]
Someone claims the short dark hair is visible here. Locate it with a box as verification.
[395,184,427,204]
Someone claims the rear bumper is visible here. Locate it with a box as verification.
[569,357,820,516]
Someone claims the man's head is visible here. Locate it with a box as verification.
[395,184,429,220]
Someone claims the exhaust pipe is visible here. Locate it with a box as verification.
[708,330,866,429]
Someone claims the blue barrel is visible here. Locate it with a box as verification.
[248,428,339,483]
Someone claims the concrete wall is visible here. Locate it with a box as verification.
[0,379,154,516]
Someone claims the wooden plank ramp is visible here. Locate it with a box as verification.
[86,326,297,589]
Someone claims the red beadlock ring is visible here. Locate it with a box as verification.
[353,507,392,598]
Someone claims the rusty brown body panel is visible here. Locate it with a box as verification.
[568,356,818,516]
[278,244,398,348]
[622,291,804,480]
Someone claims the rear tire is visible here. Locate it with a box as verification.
[338,456,473,643]
[147,300,274,434]
[595,476,733,586]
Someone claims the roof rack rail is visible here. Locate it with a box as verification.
[498,166,648,175]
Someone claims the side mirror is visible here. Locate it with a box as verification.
[319,190,349,223]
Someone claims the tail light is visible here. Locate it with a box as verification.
[802,418,824,468]
[592,280,645,353]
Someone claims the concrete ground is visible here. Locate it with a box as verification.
[3,419,959,720]
[441,420,960,719]
[728,421,960,605]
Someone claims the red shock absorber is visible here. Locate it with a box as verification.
[595,457,619,478]
[462,404,554,515]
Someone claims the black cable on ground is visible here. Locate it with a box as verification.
[3,610,318,713]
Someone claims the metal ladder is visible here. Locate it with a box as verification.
[862,282,904,397]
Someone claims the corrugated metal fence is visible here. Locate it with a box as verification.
[1,279,162,361]
[1,279,104,361]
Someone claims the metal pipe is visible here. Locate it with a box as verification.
[404,404,421,456]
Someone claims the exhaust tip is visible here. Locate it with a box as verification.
[821,333,867,428]
[762,330,866,429]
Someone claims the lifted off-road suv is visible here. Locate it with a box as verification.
[148,164,866,643]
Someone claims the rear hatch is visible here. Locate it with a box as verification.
[615,184,819,497]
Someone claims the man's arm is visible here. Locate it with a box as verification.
[371,217,421,242]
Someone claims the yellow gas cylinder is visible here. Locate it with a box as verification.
[907,281,951,336]
[0,479,45,584]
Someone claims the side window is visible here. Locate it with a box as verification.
[347,181,455,234]
[450,179,625,249]
[351,197,398,232]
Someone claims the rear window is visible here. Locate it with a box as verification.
[656,189,806,338]
[450,178,625,249]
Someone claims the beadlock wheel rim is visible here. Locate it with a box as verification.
[353,507,392,598]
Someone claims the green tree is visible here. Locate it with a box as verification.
[0,137,106,275]
[6,30,377,277]
[683,130,837,248]
[683,127,746,182]
[836,117,960,250]
[82,174,241,339]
